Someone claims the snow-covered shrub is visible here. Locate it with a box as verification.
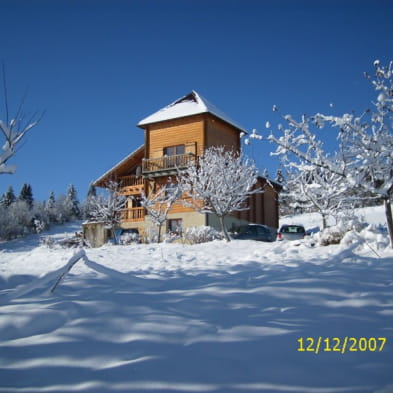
[0,199,51,240]
[319,212,366,246]
[40,236,56,248]
[319,226,346,246]
[359,224,389,250]
[120,231,140,245]
[334,209,365,232]
[141,226,159,244]
[184,226,224,244]
[141,226,181,244]
[341,224,390,251]
[0,200,34,239]
[40,233,87,249]
[58,234,86,248]
[164,232,182,243]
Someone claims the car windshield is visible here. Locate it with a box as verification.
[282,226,305,234]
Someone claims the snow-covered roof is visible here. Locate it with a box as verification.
[93,144,144,187]
[138,91,247,133]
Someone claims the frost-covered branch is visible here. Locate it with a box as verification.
[287,162,348,229]
[266,112,346,178]
[1,65,43,174]
[140,181,180,243]
[87,181,125,241]
[324,60,393,246]
[178,146,261,241]
[254,60,393,246]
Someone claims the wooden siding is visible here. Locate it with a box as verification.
[147,116,204,159]
[205,115,241,152]
[263,186,278,228]
[255,190,264,224]
[231,178,279,228]
[146,177,195,214]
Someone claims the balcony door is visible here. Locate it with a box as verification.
[163,145,185,156]
[163,145,185,168]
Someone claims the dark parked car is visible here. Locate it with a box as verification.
[277,224,306,241]
[232,224,275,242]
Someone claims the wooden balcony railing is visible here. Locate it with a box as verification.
[120,207,145,222]
[119,175,144,187]
[118,175,144,195]
[142,153,195,175]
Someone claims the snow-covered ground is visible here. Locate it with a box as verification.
[0,207,392,393]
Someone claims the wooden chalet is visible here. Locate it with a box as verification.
[94,91,281,239]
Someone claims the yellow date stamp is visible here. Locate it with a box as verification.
[297,337,387,354]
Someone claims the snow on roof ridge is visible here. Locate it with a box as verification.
[192,91,247,132]
[138,91,247,133]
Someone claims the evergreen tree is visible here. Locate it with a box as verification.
[87,183,97,198]
[45,191,57,222]
[19,183,34,209]
[1,186,16,207]
[64,184,80,219]
[83,183,98,220]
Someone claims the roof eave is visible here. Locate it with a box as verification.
[137,91,248,134]
[138,112,248,134]
[93,144,145,187]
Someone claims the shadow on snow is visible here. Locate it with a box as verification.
[0,248,392,393]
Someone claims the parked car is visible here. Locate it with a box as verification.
[277,224,306,241]
[232,224,275,242]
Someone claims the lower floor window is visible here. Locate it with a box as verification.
[168,219,182,235]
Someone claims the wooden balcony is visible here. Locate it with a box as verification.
[118,175,144,195]
[142,153,196,176]
[120,207,145,222]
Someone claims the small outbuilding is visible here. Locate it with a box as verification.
[82,221,111,248]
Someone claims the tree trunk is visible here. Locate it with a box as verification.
[219,215,231,242]
[321,213,327,230]
[158,224,162,243]
[384,197,393,248]
[111,227,118,245]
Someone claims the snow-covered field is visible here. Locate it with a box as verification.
[0,207,393,393]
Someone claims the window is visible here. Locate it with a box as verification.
[282,225,305,234]
[168,219,182,235]
[256,226,268,236]
[164,145,185,156]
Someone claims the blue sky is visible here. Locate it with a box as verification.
[0,0,392,202]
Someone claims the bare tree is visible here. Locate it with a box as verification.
[252,60,393,247]
[87,180,125,242]
[1,63,43,174]
[284,163,348,229]
[323,60,393,246]
[178,146,261,241]
[140,180,180,243]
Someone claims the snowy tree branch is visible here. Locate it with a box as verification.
[178,146,262,241]
[1,64,44,174]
